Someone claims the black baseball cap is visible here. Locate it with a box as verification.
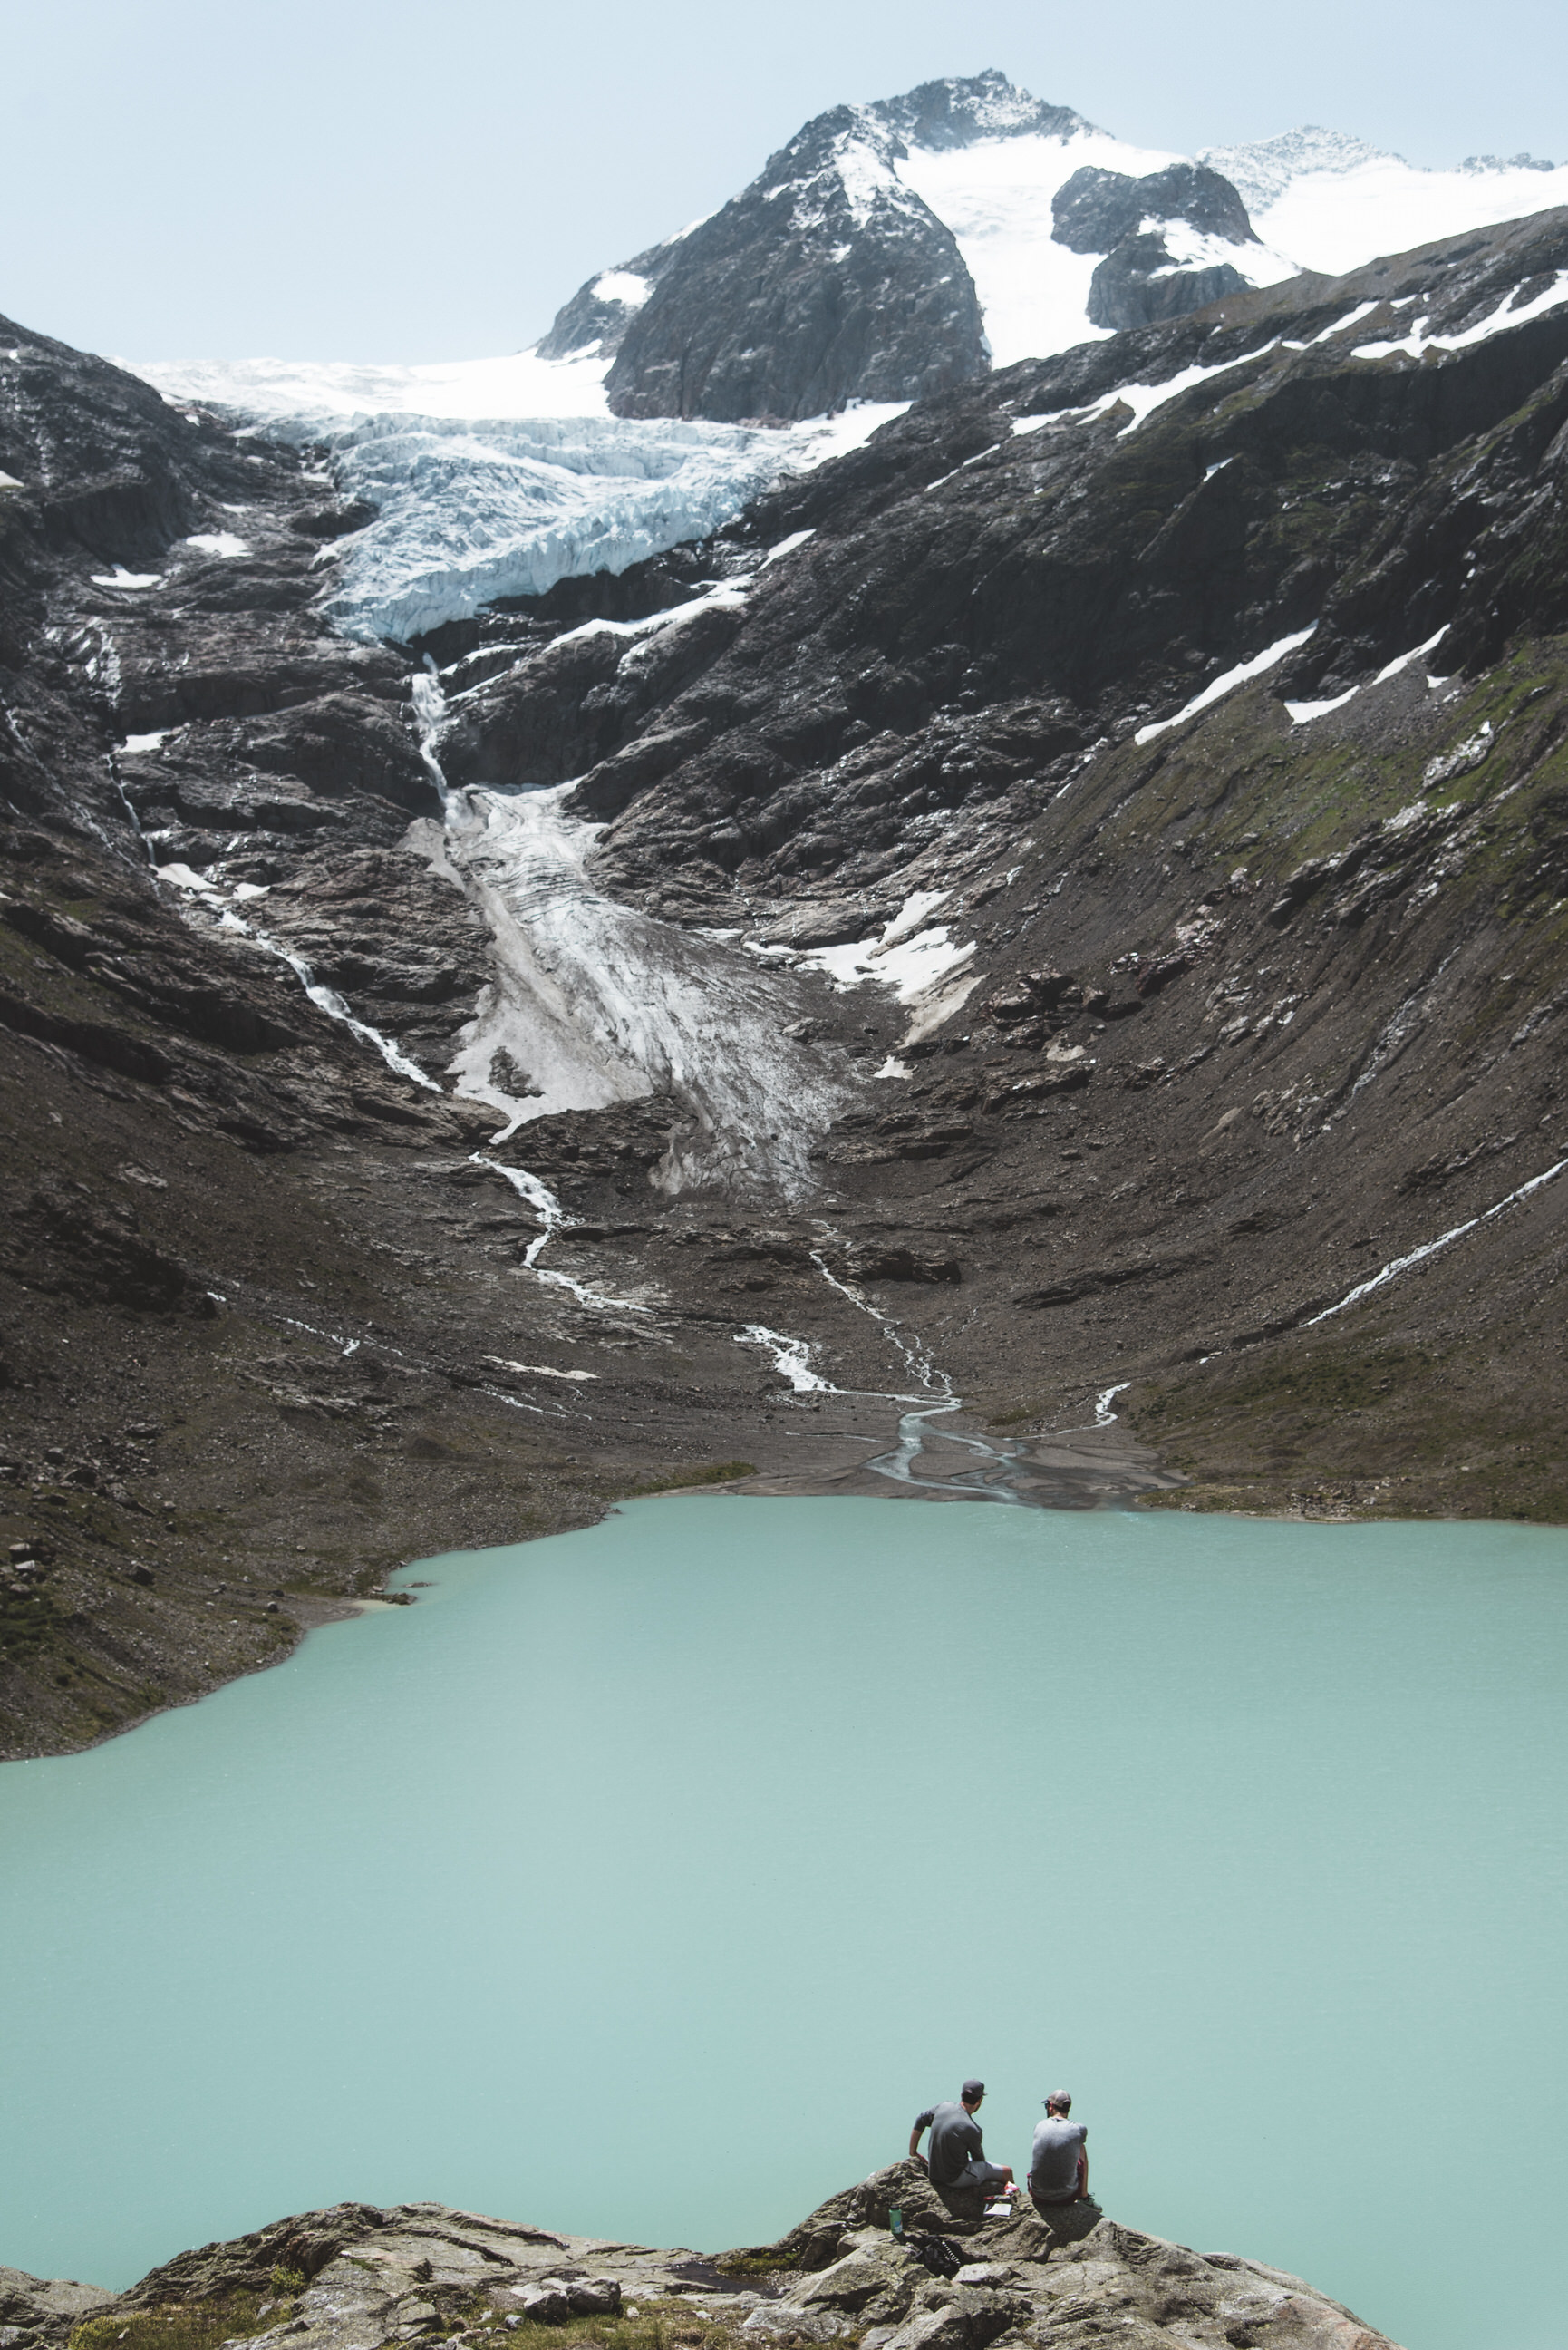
[962,2078,985,2100]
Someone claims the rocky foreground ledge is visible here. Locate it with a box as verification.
[1,2162,1398,2350]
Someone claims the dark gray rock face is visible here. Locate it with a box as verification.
[553,71,1097,404]
[605,112,983,422]
[600,72,1094,422]
[0,311,263,574]
[1052,162,1256,255]
[1089,240,1251,330]
[597,73,1093,421]
[1050,162,1259,331]
[536,237,684,364]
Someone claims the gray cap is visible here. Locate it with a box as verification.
[962,2078,985,2101]
[1043,2091,1072,2112]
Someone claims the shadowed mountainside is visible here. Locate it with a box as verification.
[4,207,1568,1756]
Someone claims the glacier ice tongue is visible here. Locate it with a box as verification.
[261,403,904,644]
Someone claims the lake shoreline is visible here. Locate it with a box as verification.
[14,1407,1561,1768]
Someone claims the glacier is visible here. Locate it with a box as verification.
[899,125,1294,367]
[124,80,1568,650]
[233,402,904,645]
[131,345,615,422]
[1202,129,1568,277]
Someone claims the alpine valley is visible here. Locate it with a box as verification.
[5,71,1568,1759]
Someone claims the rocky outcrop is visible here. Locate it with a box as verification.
[8,2173,1402,2350]
[603,105,986,422]
[595,72,1094,421]
[536,238,687,365]
[1086,238,1253,331]
[1049,160,1262,331]
[0,316,247,575]
[0,2264,116,2348]
[1051,163,1257,257]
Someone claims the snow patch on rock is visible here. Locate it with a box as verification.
[1136,627,1316,743]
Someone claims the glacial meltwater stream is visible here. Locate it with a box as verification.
[4,1500,1567,2350]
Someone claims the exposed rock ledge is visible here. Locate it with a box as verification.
[4,2161,1399,2350]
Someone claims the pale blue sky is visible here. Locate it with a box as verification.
[4,0,1564,363]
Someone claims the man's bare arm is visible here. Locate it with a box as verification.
[1077,2150,1089,2200]
[908,2123,928,2166]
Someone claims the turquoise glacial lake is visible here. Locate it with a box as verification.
[3,1498,1567,2350]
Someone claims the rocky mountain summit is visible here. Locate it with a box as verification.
[4,2170,1401,2350]
[5,181,1568,1756]
[542,74,1273,419]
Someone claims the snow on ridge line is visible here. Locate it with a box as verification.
[1012,337,1284,448]
[1285,630,1448,724]
[1350,268,1568,361]
[1198,127,1399,214]
[1135,628,1316,745]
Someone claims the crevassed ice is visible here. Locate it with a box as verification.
[262,404,904,643]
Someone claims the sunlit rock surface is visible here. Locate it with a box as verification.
[15,2170,1401,2350]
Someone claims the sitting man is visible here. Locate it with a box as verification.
[909,2079,1017,2218]
[1029,2090,1089,2211]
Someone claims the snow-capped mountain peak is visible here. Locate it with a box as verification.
[867,64,1091,150]
[126,73,1568,640]
[545,73,1278,410]
[1198,125,1399,212]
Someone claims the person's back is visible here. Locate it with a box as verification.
[908,2079,1016,2212]
[1029,2093,1088,2205]
[924,2099,984,2189]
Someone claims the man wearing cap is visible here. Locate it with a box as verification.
[1029,2092,1089,2209]
[908,2081,1016,2214]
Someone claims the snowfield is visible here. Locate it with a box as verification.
[131,345,615,422]
[1234,145,1568,279]
[899,126,1298,366]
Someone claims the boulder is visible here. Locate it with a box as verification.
[567,2279,622,2316]
[515,2283,572,2324]
[740,2311,849,2343]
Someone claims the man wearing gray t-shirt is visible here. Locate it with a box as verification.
[909,2079,1016,2210]
[1029,2091,1089,2207]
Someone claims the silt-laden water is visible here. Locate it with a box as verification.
[2,1498,1565,2350]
